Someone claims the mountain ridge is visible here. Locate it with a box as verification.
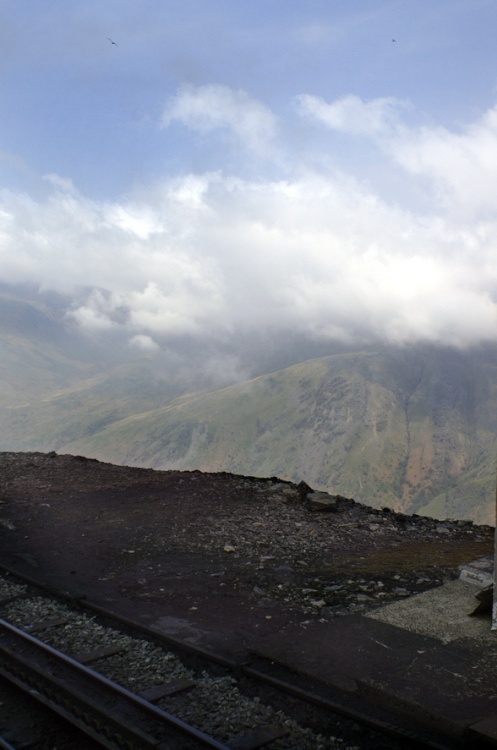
[61,347,497,524]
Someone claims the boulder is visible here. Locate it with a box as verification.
[306,491,339,512]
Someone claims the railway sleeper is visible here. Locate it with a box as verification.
[74,643,126,665]
[0,594,31,607]
[139,677,197,702]
[227,723,291,750]
[23,617,69,634]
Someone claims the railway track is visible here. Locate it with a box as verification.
[0,616,237,750]
[0,566,463,750]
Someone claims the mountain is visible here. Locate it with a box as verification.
[1,284,496,524]
[61,347,497,524]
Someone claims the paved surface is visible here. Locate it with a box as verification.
[252,576,497,745]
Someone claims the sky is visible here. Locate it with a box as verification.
[2,0,497,366]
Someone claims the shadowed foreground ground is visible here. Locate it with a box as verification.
[0,452,492,655]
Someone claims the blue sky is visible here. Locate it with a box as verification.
[2,0,497,359]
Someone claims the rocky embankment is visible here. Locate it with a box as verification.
[0,451,493,652]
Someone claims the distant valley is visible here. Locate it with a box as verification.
[1,284,496,524]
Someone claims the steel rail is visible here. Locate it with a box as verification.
[0,617,231,750]
[0,651,160,750]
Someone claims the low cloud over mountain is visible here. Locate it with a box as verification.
[2,88,497,359]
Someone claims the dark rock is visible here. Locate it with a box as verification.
[306,492,339,512]
[297,480,313,501]
[469,585,493,617]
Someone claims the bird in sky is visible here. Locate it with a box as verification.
[107,37,118,46]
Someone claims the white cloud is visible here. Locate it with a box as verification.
[129,334,160,353]
[125,279,225,336]
[2,91,497,351]
[161,84,277,154]
[68,289,120,331]
[106,203,164,240]
[297,93,497,220]
[389,105,497,218]
[43,173,77,193]
[296,93,403,136]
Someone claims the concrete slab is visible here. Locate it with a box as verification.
[250,614,451,692]
[251,580,497,740]
[366,579,496,643]
[467,714,497,746]
[459,556,494,588]
[356,637,497,738]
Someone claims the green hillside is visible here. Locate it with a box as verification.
[63,349,497,524]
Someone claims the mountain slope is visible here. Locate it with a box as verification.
[62,348,497,524]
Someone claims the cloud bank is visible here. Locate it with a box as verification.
[2,86,497,353]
